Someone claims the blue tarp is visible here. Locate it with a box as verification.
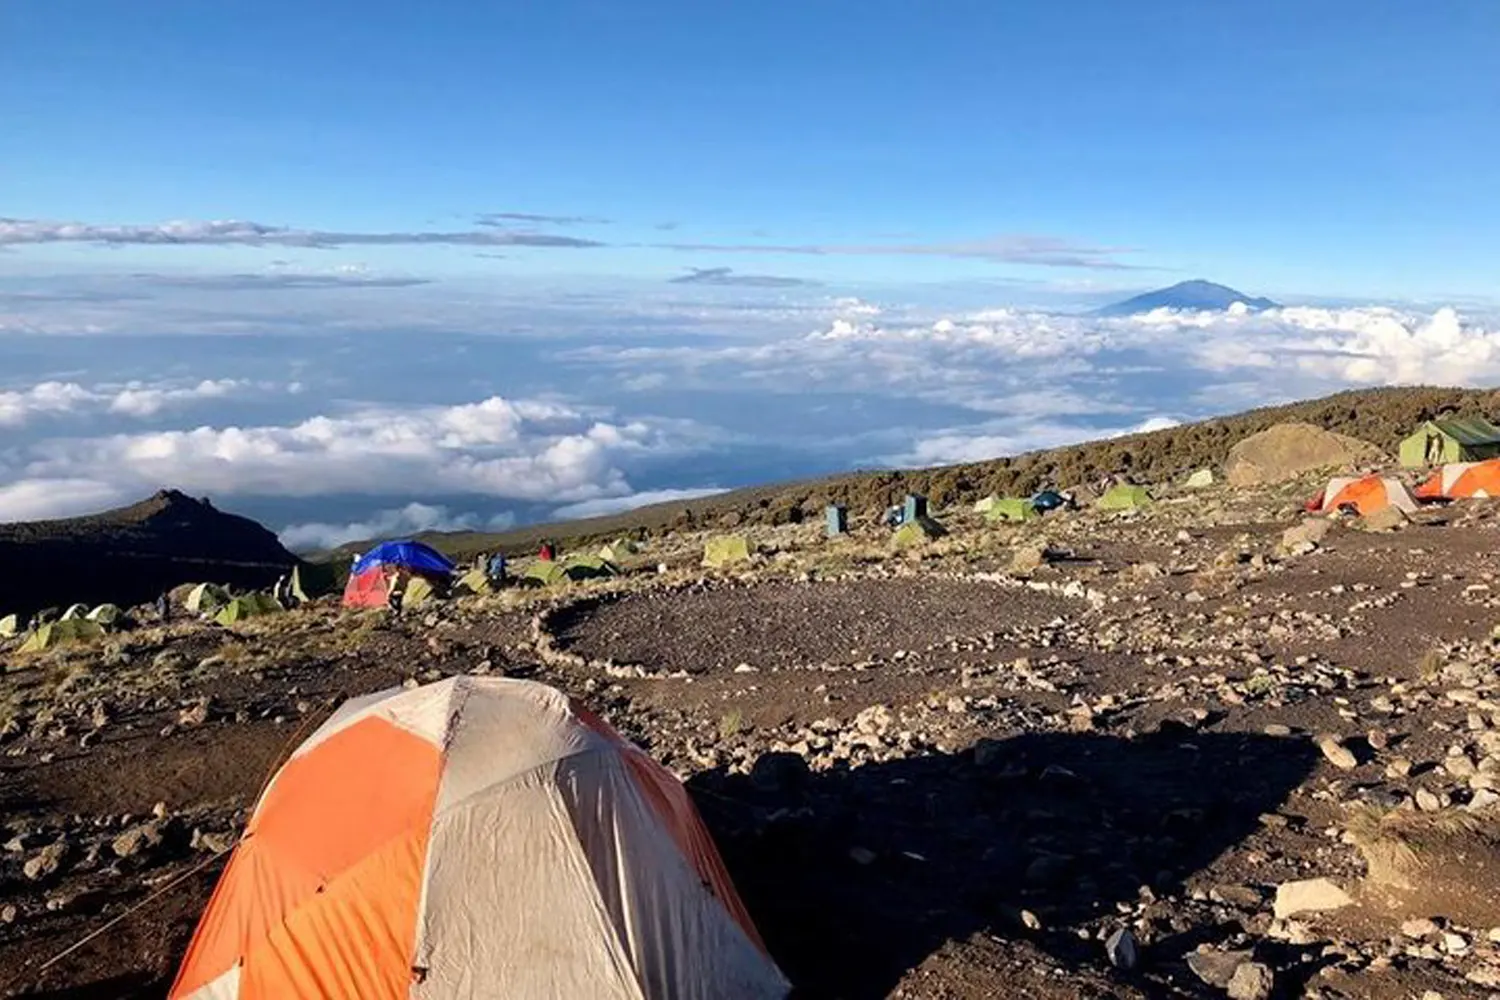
[352,540,455,577]
[1031,490,1066,512]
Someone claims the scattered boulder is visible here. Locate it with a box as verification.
[1315,733,1358,770]
[1226,961,1275,1000]
[1225,422,1382,487]
[1186,468,1216,489]
[1187,949,1254,988]
[1273,877,1353,919]
[111,820,163,860]
[1362,505,1410,532]
[23,841,68,881]
[1280,518,1333,553]
[1104,927,1138,970]
[1009,545,1048,577]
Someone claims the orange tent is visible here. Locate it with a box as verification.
[1415,459,1500,500]
[171,678,789,1000]
[1308,475,1419,517]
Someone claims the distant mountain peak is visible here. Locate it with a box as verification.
[1095,280,1280,317]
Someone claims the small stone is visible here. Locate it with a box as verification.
[1273,878,1353,919]
[1263,724,1292,737]
[1401,917,1439,938]
[1186,949,1252,988]
[1442,931,1469,954]
[1104,927,1138,970]
[0,905,14,923]
[1386,757,1412,778]
[1227,961,1274,1000]
[111,821,163,860]
[1366,728,1388,751]
[1020,909,1042,930]
[732,663,758,674]
[1415,787,1442,812]
[848,847,877,866]
[177,699,210,728]
[23,841,67,881]
[1316,733,1357,770]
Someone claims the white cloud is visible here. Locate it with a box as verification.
[0,394,702,523]
[0,478,133,522]
[278,502,517,552]
[0,377,256,426]
[551,487,727,521]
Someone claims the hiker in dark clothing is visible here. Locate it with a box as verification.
[156,592,170,622]
[487,552,508,585]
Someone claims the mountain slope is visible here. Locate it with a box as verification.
[329,385,1500,563]
[1094,279,1280,317]
[0,489,298,617]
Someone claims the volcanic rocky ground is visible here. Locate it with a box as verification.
[3,476,1500,999]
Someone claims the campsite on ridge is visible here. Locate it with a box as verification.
[6,3,1500,996]
[5,394,1500,997]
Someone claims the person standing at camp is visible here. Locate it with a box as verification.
[387,571,403,617]
[156,592,170,623]
[488,551,508,585]
[538,540,555,561]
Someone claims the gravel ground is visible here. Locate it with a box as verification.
[3,486,1500,999]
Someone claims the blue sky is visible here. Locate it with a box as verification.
[7,0,1497,296]
[3,2,1499,544]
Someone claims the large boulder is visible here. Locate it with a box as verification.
[1225,423,1383,487]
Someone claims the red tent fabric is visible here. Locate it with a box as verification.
[342,568,393,608]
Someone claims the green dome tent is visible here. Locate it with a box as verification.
[522,560,569,587]
[1098,484,1152,511]
[60,603,89,621]
[456,568,494,595]
[186,583,232,614]
[402,575,437,607]
[86,603,125,627]
[562,554,617,580]
[214,593,283,626]
[703,535,752,568]
[892,517,947,549]
[20,618,104,653]
[984,498,1038,523]
[973,495,1000,514]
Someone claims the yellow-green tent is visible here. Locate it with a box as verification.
[1098,484,1152,511]
[186,583,231,614]
[563,554,616,579]
[703,535,752,568]
[892,517,947,549]
[214,593,282,626]
[456,568,494,595]
[61,603,89,621]
[984,498,1038,523]
[19,618,104,653]
[86,603,124,627]
[0,614,21,638]
[290,563,337,602]
[522,560,569,587]
[973,495,1000,514]
[402,575,436,607]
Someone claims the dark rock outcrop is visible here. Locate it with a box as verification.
[0,490,297,616]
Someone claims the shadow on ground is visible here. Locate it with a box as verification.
[690,729,1320,999]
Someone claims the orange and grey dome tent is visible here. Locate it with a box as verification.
[1415,459,1500,500]
[171,677,790,1000]
[1306,475,1419,517]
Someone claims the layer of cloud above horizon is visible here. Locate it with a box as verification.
[0,216,1146,269]
[3,270,1499,538]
